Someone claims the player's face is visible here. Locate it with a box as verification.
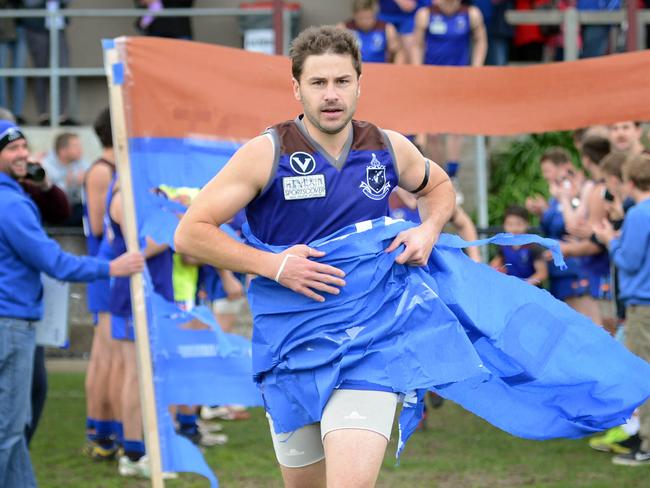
[0,139,29,179]
[608,121,641,153]
[354,8,377,31]
[504,215,528,235]
[293,53,360,136]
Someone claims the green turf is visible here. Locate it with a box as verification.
[31,373,647,487]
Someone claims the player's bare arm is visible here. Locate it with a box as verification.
[175,135,346,303]
[384,130,455,265]
[85,162,113,236]
[469,6,487,67]
[386,23,405,64]
[412,7,429,66]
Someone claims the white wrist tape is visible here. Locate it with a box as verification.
[274,254,296,283]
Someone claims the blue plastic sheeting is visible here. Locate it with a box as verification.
[128,136,251,486]
[243,217,650,458]
[146,289,262,487]
[129,137,241,248]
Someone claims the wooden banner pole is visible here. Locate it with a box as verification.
[103,41,165,488]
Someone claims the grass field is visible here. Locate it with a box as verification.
[31,372,647,488]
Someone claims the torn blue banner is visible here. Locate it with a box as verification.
[126,136,251,485]
[128,137,241,247]
[243,217,650,458]
[146,290,262,486]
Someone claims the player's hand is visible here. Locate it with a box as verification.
[592,219,617,246]
[109,251,145,277]
[273,245,346,302]
[385,225,438,266]
[566,218,592,239]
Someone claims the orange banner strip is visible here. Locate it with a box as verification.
[122,37,650,139]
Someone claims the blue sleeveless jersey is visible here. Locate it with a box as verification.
[82,158,116,314]
[105,177,174,318]
[82,158,115,255]
[246,116,399,246]
[540,198,590,299]
[379,0,429,16]
[424,5,472,66]
[501,245,537,280]
[346,19,388,63]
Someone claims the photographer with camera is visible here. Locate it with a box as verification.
[1,107,71,225]
[0,120,145,488]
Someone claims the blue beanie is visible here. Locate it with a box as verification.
[0,120,25,152]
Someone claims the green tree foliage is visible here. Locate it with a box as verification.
[488,132,579,226]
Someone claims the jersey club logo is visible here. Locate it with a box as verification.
[289,151,316,175]
[360,153,391,201]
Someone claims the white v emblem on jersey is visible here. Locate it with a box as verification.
[292,156,311,172]
[289,151,316,175]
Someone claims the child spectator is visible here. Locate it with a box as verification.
[490,205,548,285]
[594,154,650,466]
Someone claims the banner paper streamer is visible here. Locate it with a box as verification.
[119,37,650,139]
[244,218,650,458]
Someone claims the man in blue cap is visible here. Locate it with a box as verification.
[0,120,145,487]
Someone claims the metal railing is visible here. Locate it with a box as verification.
[0,6,293,126]
[506,8,650,61]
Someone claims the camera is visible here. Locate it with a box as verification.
[24,162,46,183]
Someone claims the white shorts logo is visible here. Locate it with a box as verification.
[289,151,316,175]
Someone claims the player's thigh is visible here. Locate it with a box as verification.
[321,389,398,486]
[267,415,324,469]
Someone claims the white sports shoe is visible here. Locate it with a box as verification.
[200,405,250,420]
[118,455,178,479]
[197,419,224,433]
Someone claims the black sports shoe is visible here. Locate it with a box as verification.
[612,449,650,466]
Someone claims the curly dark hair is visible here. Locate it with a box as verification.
[289,25,361,81]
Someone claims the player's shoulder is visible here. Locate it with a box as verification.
[236,133,275,159]
[86,159,114,182]
[468,5,484,22]
[382,129,415,154]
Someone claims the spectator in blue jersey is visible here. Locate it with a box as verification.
[577,0,621,58]
[176,25,455,488]
[0,120,144,488]
[594,153,650,466]
[525,147,597,321]
[557,135,614,328]
[490,205,548,285]
[377,0,430,62]
[340,0,405,63]
[412,0,487,202]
